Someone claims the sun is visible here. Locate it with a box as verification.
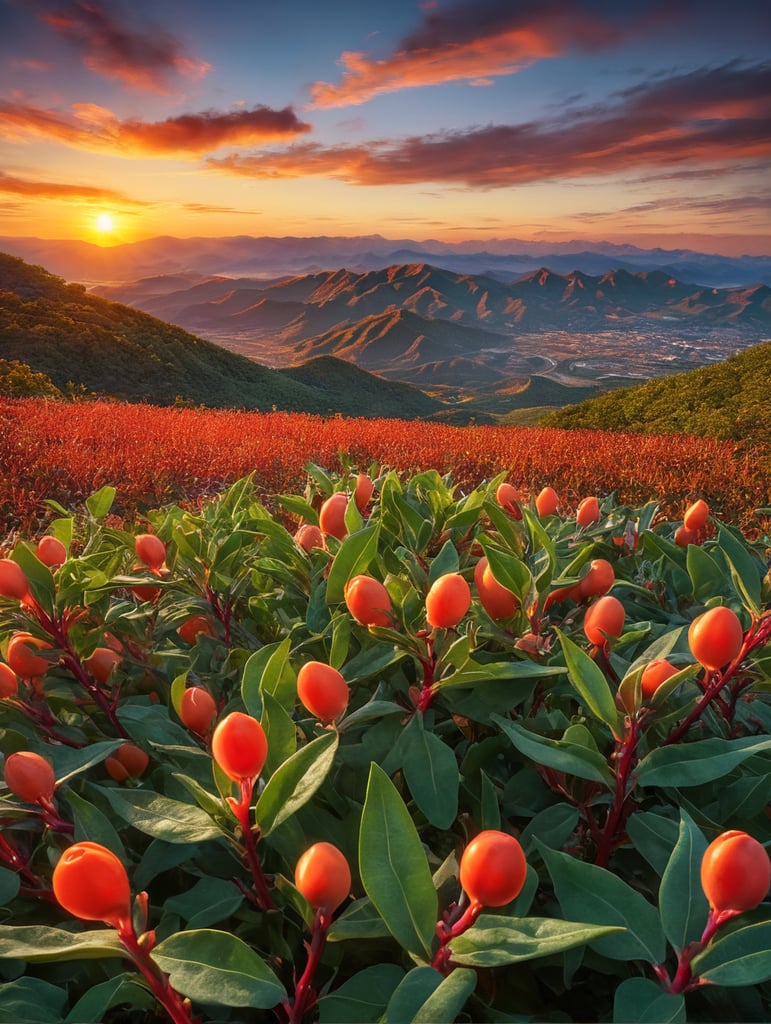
[95,212,115,234]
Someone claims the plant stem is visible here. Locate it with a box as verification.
[229,778,276,911]
[666,906,741,994]
[594,716,641,867]
[281,907,332,1024]
[416,634,437,714]
[118,922,198,1024]
[432,898,482,974]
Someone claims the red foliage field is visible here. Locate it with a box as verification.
[1,398,768,534]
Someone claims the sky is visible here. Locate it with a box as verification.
[0,0,769,255]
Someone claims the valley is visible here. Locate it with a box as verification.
[91,263,770,417]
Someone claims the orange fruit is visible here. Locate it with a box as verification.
[295,842,351,913]
[701,830,771,913]
[319,493,349,540]
[583,595,625,646]
[426,572,471,629]
[459,830,527,908]
[688,606,743,671]
[297,661,349,724]
[344,575,392,627]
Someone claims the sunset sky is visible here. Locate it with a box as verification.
[1,0,769,254]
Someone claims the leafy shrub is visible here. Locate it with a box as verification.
[0,468,769,1023]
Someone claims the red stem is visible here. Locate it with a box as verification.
[594,716,642,867]
[282,908,331,1024]
[229,778,276,911]
[666,906,741,995]
[416,635,437,714]
[432,899,483,974]
[118,922,198,1024]
[26,598,128,738]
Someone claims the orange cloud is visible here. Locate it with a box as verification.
[39,1,210,94]
[0,170,136,203]
[0,101,311,157]
[214,62,771,187]
[310,0,620,107]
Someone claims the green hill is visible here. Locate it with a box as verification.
[541,340,771,447]
[0,252,443,419]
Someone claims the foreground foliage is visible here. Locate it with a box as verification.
[0,467,770,1023]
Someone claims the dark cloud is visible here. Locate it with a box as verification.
[310,0,621,108]
[40,1,210,93]
[0,101,311,156]
[220,62,771,188]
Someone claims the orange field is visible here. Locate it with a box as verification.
[1,398,768,533]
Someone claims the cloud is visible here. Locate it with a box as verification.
[0,101,311,157]
[310,0,620,108]
[213,61,771,188]
[0,170,136,203]
[39,1,210,93]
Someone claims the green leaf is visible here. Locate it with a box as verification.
[254,729,338,837]
[49,739,124,786]
[385,967,443,1023]
[717,524,762,614]
[450,915,624,967]
[401,714,459,829]
[318,964,404,1024]
[9,542,55,611]
[556,628,624,733]
[626,812,680,875]
[0,867,20,907]
[520,803,580,857]
[359,762,437,960]
[658,809,709,952]
[427,540,460,584]
[613,977,686,1023]
[686,545,726,604]
[0,925,124,962]
[164,877,244,929]
[492,715,613,786]
[327,897,393,942]
[692,916,771,986]
[85,484,116,520]
[64,789,125,859]
[479,770,501,832]
[260,690,298,777]
[64,975,155,1024]
[635,735,771,788]
[152,929,286,1008]
[242,638,295,717]
[538,843,666,964]
[412,968,476,1023]
[0,978,67,1024]
[479,541,533,602]
[104,788,223,843]
[437,658,563,690]
[326,525,381,605]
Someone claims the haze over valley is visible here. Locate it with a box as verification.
[61,237,770,418]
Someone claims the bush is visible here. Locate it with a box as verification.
[0,468,769,1023]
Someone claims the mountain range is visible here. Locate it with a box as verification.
[91,263,770,410]
[1,234,770,289]
[3,246,770,427]
[0,252,445,420]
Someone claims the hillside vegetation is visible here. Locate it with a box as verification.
[542,340,771,449]
[0,252,442,419]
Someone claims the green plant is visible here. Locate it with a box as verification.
[0,468,769,1023]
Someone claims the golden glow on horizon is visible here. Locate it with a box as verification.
[95,212,115,234]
